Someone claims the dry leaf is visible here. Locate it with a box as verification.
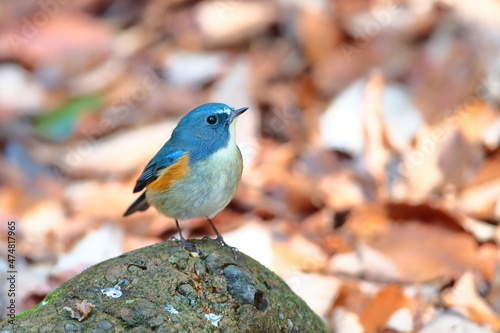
[297,5,341,66]
[418,313,493,333]
[331,308,364,333]
[63,300,95,322]
[341,203,478,282]
[284,272,341,320]
[460,149,500,221]
[409,13,483,125]
[0,13,112,69]
[328,242,401,281]
[321,79,421,156]
[56,120,177,176]
[195,1,277,45]
[65,181,135,219]
[272,234,328,274]
[332,280,371,316]
[360,285,409,333]
[362,70,388,199]
[319,170,366,211]
[457,100,498,144]
[442,272,500,330]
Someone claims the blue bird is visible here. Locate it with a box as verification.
[124,103,248,252]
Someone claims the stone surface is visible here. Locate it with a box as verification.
[1,239,328,332]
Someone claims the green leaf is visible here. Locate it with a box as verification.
[35,94,103,141]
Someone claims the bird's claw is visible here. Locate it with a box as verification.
[175,238,201,254]
[215,237,238,258]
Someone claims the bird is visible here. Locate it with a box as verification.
[124,103,248,253]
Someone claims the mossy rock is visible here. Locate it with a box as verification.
[1,239,329,332]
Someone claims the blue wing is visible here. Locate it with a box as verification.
[133,150,187,193]
[124,150,186,217]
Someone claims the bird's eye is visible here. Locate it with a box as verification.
[206,115,217,125]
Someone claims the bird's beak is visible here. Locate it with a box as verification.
[229,107,248,122]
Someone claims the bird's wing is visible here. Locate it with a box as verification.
[123,192,149,216]
[133,150,188,193]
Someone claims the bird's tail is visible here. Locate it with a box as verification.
[124,192,150,216]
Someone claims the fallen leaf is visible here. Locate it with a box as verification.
[320,78,421,156]
[409,13,482,125]
[441,271,500,330]
[65,180,139,221]
[387,307,414,333]
[0,13,112,69]
[418,313,493,333]
[328,242,401,282]
[63,300,95,322]
[20,200,66,260]
[164,51,227,88]
[331,308,364,333]
[459,149,500,221]
[56,120,178,177]
[360,284,409,333]
[362,70,388,199]
[339,202,478,282]
[319,170,366,211]
[272,233,328,274]
[52,224,123,277]
[195,1,277,45]
[284,272,340,320]
[296,5,342,66]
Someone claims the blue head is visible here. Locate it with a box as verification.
[169,103,248,160]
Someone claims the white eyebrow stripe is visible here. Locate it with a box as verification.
[215,109,231,115]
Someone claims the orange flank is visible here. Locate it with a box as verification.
[147,154,190,192]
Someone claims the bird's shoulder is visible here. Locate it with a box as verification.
[133,148,189,193]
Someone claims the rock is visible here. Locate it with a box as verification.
[1,239,328,332]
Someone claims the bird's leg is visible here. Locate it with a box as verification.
[206,217,238,256]
[175,219,199,253]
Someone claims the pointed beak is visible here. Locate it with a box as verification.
[229,107,248,121]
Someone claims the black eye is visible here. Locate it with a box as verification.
[206,115,217,125]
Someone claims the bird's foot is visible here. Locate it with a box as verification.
[176,238,200,254]
[215,236,238,259]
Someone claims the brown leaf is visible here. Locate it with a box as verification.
[442,272,500,330]
[195,1,277,46]
[409,14,483,125]
[319,170,366,212]
[394,125,445,201]
[359,285,409,333]
[460,148,500,221]
[332,280,371,315]
[0,13,112,69]
[63,300,95,322]
[477,243,499,281]
[457,100,499,144]
[56,120,177,177]
[341,202,478,282]
[437,130,483,188]
[363,70,389,199]
[297,6,342,66]
[271,234,328,274]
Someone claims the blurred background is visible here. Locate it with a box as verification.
[1,0,500,331]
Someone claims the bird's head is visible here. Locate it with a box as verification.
[171,103,248,156]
